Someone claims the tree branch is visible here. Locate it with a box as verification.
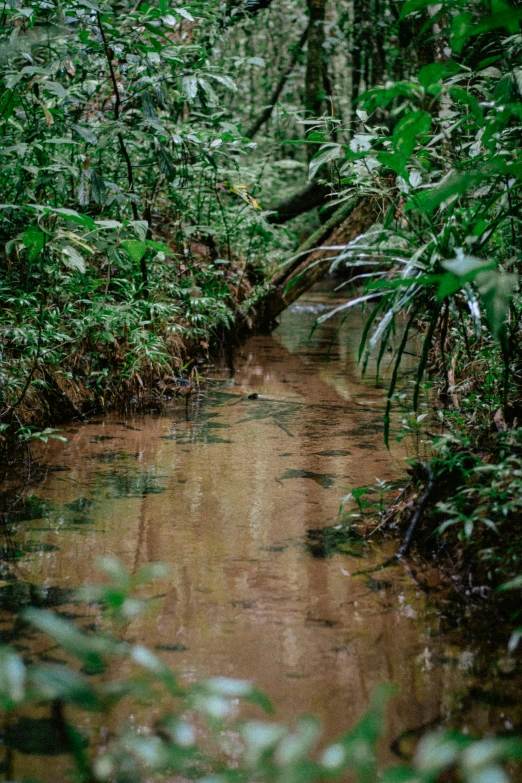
[97,12,139,223]
[266,181,331,224]
[246,24,309,139]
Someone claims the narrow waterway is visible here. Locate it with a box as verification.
[1,286,521,778]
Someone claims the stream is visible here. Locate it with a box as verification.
[1,284,522,778]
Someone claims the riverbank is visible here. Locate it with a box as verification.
[338,399,522,651]
[0,243,272,465]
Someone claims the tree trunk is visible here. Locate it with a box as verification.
[246,24,309,139]
[266,181,330,224]
[252,195,379,329]
[304,0,327,119]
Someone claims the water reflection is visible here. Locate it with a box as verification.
[1,286,521,778]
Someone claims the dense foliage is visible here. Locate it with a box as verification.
[0,0,288,435]
[3,0,522,775]
[304,0,522,612]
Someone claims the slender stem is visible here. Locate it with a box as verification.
[97,12,139,222]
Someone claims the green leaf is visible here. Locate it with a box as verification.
[437,272,462,300]
[475,269,517,339]
[21,226,45,262]
[95,555,132,588]
[198,78,218,103]
[498,575,522,591]
[413,169,477,214]
[441,252,493,278]
[62,246,87,274]
[71,123,98,145]
[44,208,96,229]
[131,646,180,694]
[142,90,157,120]
[91,171,107,206]
[145,239,172,254]
[0,647,25,708]
[23,609,105,670]
[449,86,484,125]
[121,239,148,263]
[178,7,194,20]
[206,73,237,92]
[377,151,409,180]
[78,172,90,206]
[309,144,342,180]
[469,5,522,38]
[182,74,198,100]
[399,0,440,20]
[392,110,431,160]
[418,61,460,90]
[29,664,100,709]
[415,731,465,774]
[135,562,171,584]
[158,147,177,180]
[130,220,149,241]
[450,12,473,53]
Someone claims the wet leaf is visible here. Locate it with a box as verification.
[0,647,25,708]
[30,664,100,709]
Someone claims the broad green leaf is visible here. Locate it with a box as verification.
[62,246,87,274]
[22,226,45,261]
[71,123,98,145]
[475,269,517,339]
[121,239,148,263]
[0,647,25,708]
[182,75,198,100]
[206,677,252,697]
[78,172,90,206]
[30,665,100,709]
[309,144,342,180]
[274,716,321,764]
[418,61,460,90]
[135,562,171,584]
[5,72,24,89]
[413,169,477,214]
[95,555,132,587]
[392,110,431,160]
[142,90,157,119]
[399,0,441,20]
[442,252,493,278]
[206,73,237,92]
[158,147,177,180]
[498,575,522,591]
[415,732,465,774]
[91,171,107,206]
[44,208,96,229]
[450,12,473,52]
[198,78,218,104]
[130,220,149,241]
[23,609,105,670]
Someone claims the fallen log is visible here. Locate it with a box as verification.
[266,182,331,224]
[252,193,379,330]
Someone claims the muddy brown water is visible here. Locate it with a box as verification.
[1,286,522,779]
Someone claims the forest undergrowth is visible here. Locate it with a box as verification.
[2,0,522,608]
[3,0,522,776]
[2,0,522,620]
